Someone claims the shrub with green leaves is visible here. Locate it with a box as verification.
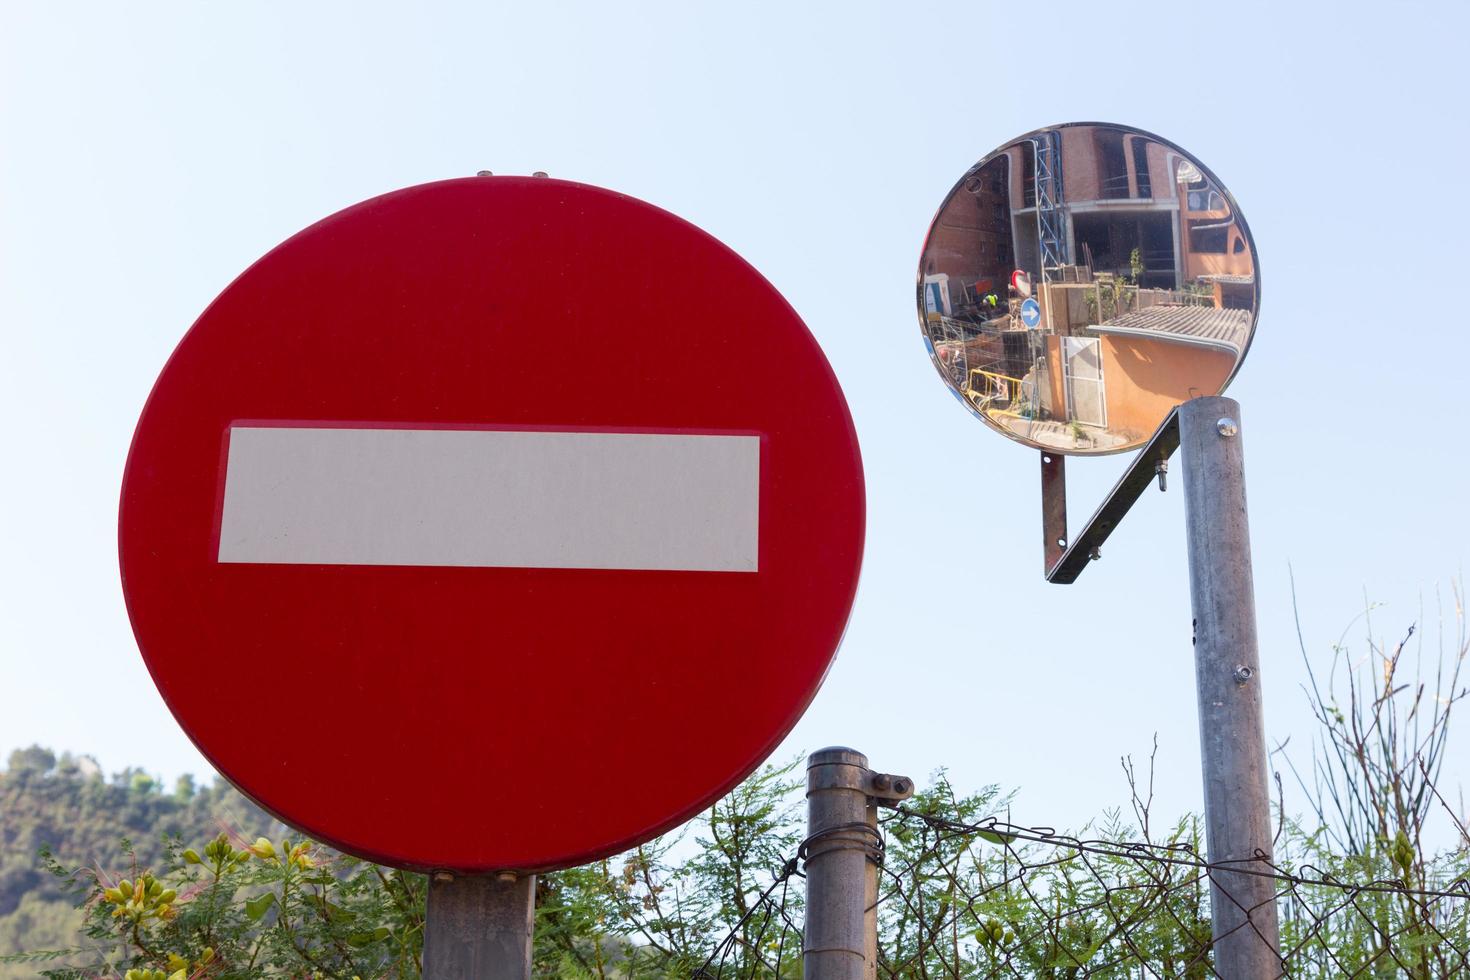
[13,833,424,979]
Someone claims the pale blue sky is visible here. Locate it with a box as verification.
[3,1,1468,840]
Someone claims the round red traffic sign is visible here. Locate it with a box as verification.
[119,177,864,872]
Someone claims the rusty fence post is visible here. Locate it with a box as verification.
[803,747,912,980]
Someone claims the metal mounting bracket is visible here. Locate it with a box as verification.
[1043,407,1181,584]
[865,771,915,807]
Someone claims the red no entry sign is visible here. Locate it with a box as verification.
[119,177,864,872]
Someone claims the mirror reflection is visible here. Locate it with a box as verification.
[918,123,1257,454]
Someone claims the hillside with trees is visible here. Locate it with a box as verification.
[0,747,281,978]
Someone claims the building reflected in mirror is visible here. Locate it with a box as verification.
[918,123,1258,454]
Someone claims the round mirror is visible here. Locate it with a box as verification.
[917,122,1258,455]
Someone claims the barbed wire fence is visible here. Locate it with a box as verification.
[692,802,1470,979]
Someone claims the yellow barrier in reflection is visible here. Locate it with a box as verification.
[963,369,1033,419]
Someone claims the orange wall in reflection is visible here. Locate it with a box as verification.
[1043,333,1233,443]
[1099,336,1233,442]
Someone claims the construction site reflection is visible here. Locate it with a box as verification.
[918,123,1257,455]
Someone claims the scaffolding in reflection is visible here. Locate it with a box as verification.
[1034,130,1068,281]
[928,313,1047,426]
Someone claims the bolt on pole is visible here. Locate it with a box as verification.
[804,747,913,980]
[423,872,536,980]
[1179,396,1282,976]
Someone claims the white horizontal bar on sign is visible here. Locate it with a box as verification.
[217,426,760,572]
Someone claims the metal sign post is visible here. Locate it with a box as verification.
[1179,396,1281,972]
[423,873,536,979]
[1037,397,1283,971]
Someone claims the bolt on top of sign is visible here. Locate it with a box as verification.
[918,122,1259,455]
[119,175,865,874]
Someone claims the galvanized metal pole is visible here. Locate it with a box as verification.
[1179,396,1281,977]
[804,747,879,980]
[423,872,536,980]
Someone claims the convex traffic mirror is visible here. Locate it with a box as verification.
[918,122,1258,455]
